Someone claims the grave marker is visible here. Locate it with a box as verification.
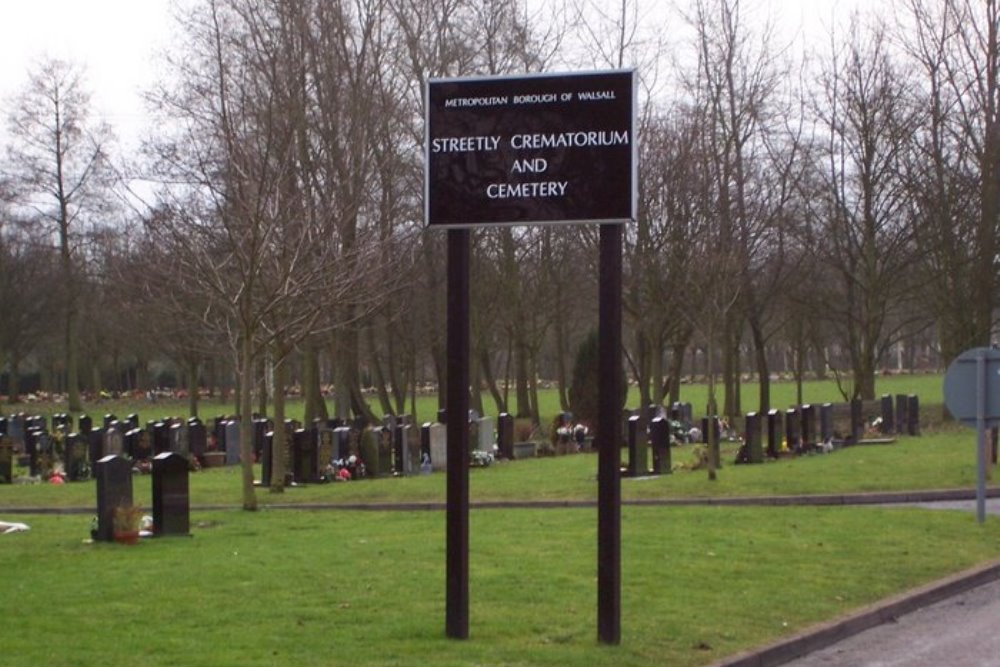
[94,455,133,542]
[0,436,12,483]
[152,452,190,536]
[225,420,241,465]
[497,413,514,460]
[649,417,670,474]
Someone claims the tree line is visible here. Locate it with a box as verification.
[0,0,995,436]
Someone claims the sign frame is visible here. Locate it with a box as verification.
[424,69,637,229]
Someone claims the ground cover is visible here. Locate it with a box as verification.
[0,427,988,510]
[1,505,997,667]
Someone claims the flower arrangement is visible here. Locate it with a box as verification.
[112,503,143,534]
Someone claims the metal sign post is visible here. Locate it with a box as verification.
[943,346,1000,524]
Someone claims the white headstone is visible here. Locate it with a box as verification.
[429,423,447,472]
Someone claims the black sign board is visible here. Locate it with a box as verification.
[425,70,636,228]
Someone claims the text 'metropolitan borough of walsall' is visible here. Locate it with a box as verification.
[425,70,636,228]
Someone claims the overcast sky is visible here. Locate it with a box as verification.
[0,0,865,150]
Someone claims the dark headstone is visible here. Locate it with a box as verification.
[745,412,762,463]
[25,429,41,476]
[497,413,514,460]
[333,427,351,460]
[104,428,125,460]
[252,418,269,460]
[225,421,240,465]
[376,427,393,477]
[189,422,207,459]
[124,428,140,460]
[87,430,103,470]
[134,429,153,461]
[292,428,317,483]
[8,415,25,448]
[152,421,170,456]
[849,399,863,444]
[800,404,816,447]
[766,409,781,458]
[880,395,894,435]
[785,408,800,453]
[260,431,274,486]
[895,394,908,436]
[626,415,644,476]
[152,452,190,536]
[78,414,93,434]
[0,417,7,437]
[317,428,334,473]
[103,414,117,430]
[95,455,134,542]
[64,433,89,481]
[819,403,833,443]
[907,395,920,436]
[649,417,670,474]
[393,423,412,475]
[126,413,140,431]
[0,436,12,483]
[170,422,189,457]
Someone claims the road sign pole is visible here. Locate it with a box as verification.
[977,350,987,524]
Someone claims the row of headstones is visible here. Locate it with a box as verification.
[93,452,189,541]
[736,395,920,464]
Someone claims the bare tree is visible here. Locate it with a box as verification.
[3,58,116,411]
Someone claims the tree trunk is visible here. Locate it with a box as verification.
[187,358,199,419]
[239,335,258,511]
[302,344,328,424]
[270,351,287,494]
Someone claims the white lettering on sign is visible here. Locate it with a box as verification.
[511,158,548,174]
[577,90,616,101]
[509,131,629,150]
[486,181,568,199]
[431,136,502,153]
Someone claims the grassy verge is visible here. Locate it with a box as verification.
[1,505,997,667]
[0,427,987,509]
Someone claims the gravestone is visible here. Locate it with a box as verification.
[134,429,153,461]
[376,427,393,477]
[392,423,411,475]
[87,430,103,471]
[477,416,495,454]
[52,413,70,433]
[497,413,514,460]
[895,394,908,436]
[317,428,334,471]
[94,455,133,542]
[907,395,920,436]
[333,426,351,460]
[252,418,269,460]
[152,421,170,456]
[800,404,816,448]
[103,414,117,430]
[104,428,125,459]
[189,421,207,459]
[292,428,317,483]
[124,428,140,460]
[64,433,89,481]
[225,420,240,465]
[170,422,189,457]
[745,412,762,463]
[78,414,93,434]
[152,452,190,537]
[626,415,645,476]
[819,403,833,443]
[126,413,140,431]
[429,422,447,472]
[420,423,432,463]
[766,409,781,458]
[25,429,41,476]
[260,431,274,486]
[879,395,894,434]
[0,417,7,437]
[0,436,12,483]
[8,415,25,449]
[850,399,863,444]
[785,409,800,452]
[649,417,670,474]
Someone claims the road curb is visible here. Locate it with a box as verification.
[706,560,1000,667]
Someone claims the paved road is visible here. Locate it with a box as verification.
[782,577,1000,667]
[782,501,1000,667]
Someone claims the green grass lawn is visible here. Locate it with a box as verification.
[2,505,997,667]
[2,373,993,666]
[0,426,987,509]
